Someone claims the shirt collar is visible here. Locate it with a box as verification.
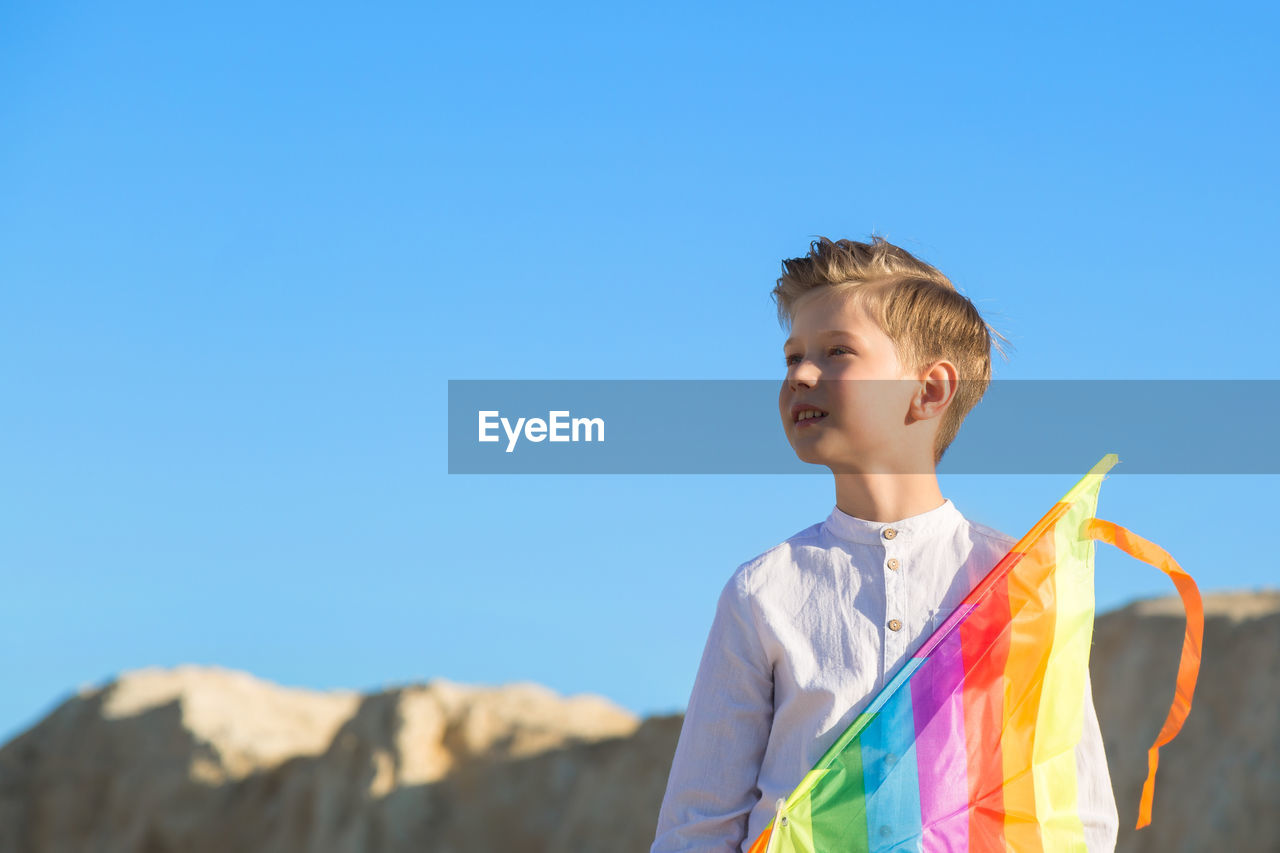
[822,497,963,545]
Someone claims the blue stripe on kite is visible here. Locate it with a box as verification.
[861,658,925,852]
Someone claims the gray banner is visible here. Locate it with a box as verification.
[447,380,1277,474]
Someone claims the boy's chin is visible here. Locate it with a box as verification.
[790,446,845,469]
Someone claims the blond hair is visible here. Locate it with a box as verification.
[771,236,1008,464]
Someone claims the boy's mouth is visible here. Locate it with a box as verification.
[792,406,829,425]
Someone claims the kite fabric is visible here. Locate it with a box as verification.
[746,454,1204,853]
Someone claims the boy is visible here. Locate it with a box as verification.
[650,237,1119,852]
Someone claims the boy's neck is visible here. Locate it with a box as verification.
[831,472,946,523]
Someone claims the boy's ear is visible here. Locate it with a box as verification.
[909,360,959,422]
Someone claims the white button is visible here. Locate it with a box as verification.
[882,527,898,540]
[880,825,892,838]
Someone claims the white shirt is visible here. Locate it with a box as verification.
[651,498,1119,853]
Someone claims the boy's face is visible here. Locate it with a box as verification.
[778,290,924,473]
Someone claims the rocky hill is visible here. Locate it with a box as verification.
[0,590,1275,852]
[1092,589,1280,853]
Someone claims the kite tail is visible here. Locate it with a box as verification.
[1086,518,1204,831]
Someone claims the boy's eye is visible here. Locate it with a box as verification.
[785,346,854,366]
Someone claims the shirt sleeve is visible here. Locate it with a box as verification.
[1077,668,1120,852]
[651,574,775,853]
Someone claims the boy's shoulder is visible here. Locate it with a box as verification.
[966,517,1018,550]
[723,521,827,598]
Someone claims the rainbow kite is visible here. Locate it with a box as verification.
[747,454,1203,853]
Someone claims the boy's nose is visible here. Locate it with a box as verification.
[788,361,819,390]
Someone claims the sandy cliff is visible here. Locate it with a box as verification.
[1092,589,1280,853]
[0,668,646,852]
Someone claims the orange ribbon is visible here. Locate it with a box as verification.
[1086,518,1204,830]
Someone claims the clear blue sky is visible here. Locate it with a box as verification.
[2,2,1277,744]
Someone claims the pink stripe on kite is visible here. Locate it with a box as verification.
[916,602,976,658]
[911,626,971,851]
